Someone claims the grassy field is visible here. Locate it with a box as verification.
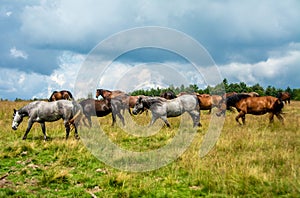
[0,100,299,197]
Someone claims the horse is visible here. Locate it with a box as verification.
[160,90,177,100]
[242,92,260,97]
[196,94,223,113]
[124,95,146,115]
[277,92,291,104]
[216,94,284,125]
[132,94,201,127]
[12,100,82,140]
[95,89,125,99]
[79,98,125,127]
[48,90,74,102]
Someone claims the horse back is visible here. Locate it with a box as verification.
[238,96,283,114]
[166,94,199,115]
[197,94,212,109]
[30,100,74,122]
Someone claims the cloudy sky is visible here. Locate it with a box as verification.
[0,0,299,100]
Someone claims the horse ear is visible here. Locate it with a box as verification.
[13,109,16,113]
[138,96,143,103]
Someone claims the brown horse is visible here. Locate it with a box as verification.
[278,92,291,104]
[178,93,222,113]
[96,89,125,99]
[160,91,177,100]
[196,94,218,112]
[79,98,125,127]
[217,94,284,125]
[242,92,260,97]
[48,90,74,102]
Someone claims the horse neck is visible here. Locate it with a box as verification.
[227,94,250,107]
[18,106,29,117]
[143,97,163,109]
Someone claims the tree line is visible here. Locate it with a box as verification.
[131,79,300,100]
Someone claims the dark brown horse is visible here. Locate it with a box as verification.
[48,90,74,102]
[277,92,291,104]
[160,90,177,100]
[79,98,125,127]
[96,89,125,99]
[217,94,284,125]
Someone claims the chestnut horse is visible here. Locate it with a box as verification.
[96,89,125,99]
[217,94,284,125]
[196,94,222,113]
[96,89,146,115]
[48,90,74,102]
[277,92,291,104]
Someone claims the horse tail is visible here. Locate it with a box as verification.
[196,94,202,110]
[67,91,74,101]
[69,101,83,125]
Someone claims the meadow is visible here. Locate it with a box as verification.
[0,100,299,197]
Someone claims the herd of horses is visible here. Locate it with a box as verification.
[12,89,291,140]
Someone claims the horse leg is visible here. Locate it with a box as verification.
[160,116,171,127]
[117,112,125,126]
[188,110,202,127]
[269,113,275,124]
[73,124,79,139]
[40,122,47,140]
[235,112,243,125]
[86,115,92,127]
[241,115,246,125]
[111,113,116,126]
[64,121,71,139]
[22,120,34,140]
[275,113,284,125]
[128,108,132,116]
[149,115,159,126]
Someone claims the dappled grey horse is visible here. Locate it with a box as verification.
[12,100,82,140]
[132,94,201,127]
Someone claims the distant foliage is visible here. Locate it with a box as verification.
[130,78,300,100]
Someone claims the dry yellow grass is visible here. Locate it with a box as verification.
[0,100,299,197]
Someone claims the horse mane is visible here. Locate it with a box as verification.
[64,90,74,99]
[226,94,251,107]
[142,97,166,109]
[48,91,58,101]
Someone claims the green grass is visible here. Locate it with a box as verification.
[0,101,299,197]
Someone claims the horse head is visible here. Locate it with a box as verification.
[216,97,227,117]
[12,109,25,130]
[132,97,144,115]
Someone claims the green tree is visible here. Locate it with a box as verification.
[250,83,265,96]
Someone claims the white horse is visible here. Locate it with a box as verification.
[132,94,201,127]
[12,100,82,140]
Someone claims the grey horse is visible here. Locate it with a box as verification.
[132,94,201,127]
[12,100,82,140]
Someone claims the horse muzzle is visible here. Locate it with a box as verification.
[132,109,139,115]
[12,125,18,130]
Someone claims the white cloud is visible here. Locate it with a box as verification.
[47,51,85,97]
[219,47,300,87]
[10,47,28,59]
[6,11,12,17]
